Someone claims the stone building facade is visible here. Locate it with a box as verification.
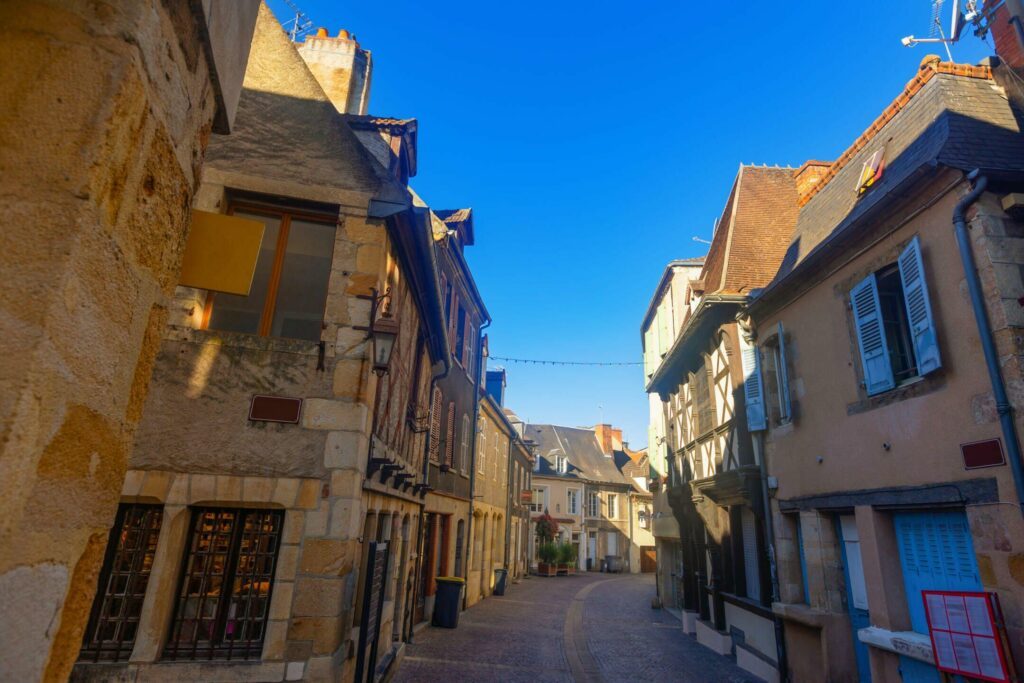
[69,8,450,682]
[0,2,260,681]
[467,395,512,606]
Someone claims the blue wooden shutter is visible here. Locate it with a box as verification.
[851,274,895,396]
[898,236,942,376]
[740,334,766,431]
[894,510,981,634]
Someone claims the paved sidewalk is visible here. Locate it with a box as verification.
[391,573,762,683]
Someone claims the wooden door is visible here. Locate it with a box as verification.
[640,546,657,573]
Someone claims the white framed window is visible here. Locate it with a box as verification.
[460,414,470,474]
[586,491,599,518]
[555,455,567,474]
[567,489,579,515]
[530,487,547,513]
[477,422,486,474]
[606,494,618,520]
[493,435,500,480]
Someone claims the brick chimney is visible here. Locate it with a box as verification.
[297,28,372,114]
[594,424,623,456]
[794,160,832,202]
[986,1,1024,70]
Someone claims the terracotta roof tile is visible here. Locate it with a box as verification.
[698,165,800,296]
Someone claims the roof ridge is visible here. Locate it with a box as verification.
[798,60,992,208]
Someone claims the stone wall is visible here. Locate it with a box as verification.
[0,3,224,680]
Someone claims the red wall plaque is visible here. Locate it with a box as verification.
[249,395,302,424]
[961,439,1005,470]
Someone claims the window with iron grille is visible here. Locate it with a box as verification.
[164,508,283,661]
[79,504,163,662]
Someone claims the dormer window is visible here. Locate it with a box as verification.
[556,455,567,474]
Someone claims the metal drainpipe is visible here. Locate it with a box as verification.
[464,319,490,607]
[953,171,1024,516]
[755,430,789,682]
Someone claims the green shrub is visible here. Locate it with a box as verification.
[557,542,576,565]
[538,542,558,564]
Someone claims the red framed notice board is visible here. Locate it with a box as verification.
[923,590,1014,682]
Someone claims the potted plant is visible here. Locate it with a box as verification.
[556,542,576,575]
[537,542,558,577]
[535,513,559,576]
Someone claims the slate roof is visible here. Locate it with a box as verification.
[763,63,1024,292]
[699,165,800,296]
[527,424,635,487]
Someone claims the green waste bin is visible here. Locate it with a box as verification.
[432,577,465,628]
[493,568,508,596]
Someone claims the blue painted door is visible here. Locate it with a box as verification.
[894,510,981,683]
[838,515,872,683]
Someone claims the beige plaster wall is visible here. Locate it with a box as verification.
[759,184,1024,674]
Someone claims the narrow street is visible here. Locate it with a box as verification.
[392,574,761,683]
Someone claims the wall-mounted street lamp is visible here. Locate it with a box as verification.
[370,314,399,376]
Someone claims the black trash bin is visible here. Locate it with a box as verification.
[432,577,465,628]
[493,568,508,596]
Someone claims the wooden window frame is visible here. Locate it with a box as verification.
[164,507,283,662]
[79,504,164,663]
[202,201,337,339]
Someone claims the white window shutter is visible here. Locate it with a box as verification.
[898,236,942,376]
[740,333,766,432]
[851,274,895,396]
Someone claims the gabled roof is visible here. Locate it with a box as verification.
[699,165,800,296]
[640,257,706,334]
[204,4,404,205]
[754,61,1024,312]
[435,208,475,246]
[527,424,635,487]
[344,114,418,179]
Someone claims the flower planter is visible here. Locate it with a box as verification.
[537,562,557,577]
[556,563,570,575]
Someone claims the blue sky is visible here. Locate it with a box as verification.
[269,0,992,448]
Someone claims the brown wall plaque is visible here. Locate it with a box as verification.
[249,395,302,424]
[962,438,1005,469]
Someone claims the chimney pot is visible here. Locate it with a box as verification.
[339,29,351,39]
[315,27,328,38]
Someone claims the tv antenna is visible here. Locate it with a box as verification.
[900,0,984,60]
[693,236,712,245]
[281,0,315,42]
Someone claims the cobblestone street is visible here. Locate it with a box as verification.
[392,574,762,683]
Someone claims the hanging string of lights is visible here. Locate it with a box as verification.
[488,355,643,367]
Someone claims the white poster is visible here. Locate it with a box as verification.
[945,595,970,633]
[974,635,1006,680]
[965,596,993,637]
[932,630,958,669]
[951,632,981,675]
[926,593,949,630]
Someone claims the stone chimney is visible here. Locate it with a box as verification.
[594,424,623,456]
[297,28,372,114]
[794,160,832,202]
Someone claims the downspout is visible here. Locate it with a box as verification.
[504,437,512,568]
[464,319,490,607]
[742,316,788,680]
[953,171,1024,517]
[755,430,789,682]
